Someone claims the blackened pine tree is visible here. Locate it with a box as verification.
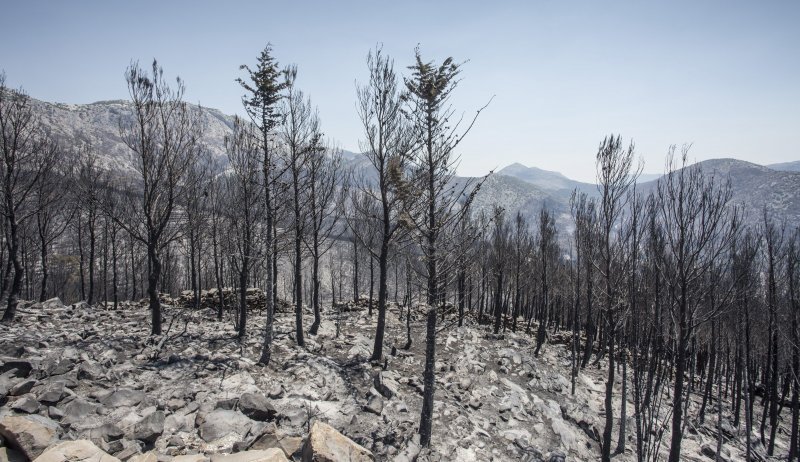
[237,44,287,365]
[656,146,737,462]
[114,60,204,336]
[402,47,490,447]
[1,73,59,323]
[224,117,264,340]
[595,134,638,462]
[304,143,344,335]
[355,45,413,360]
[280,66,319,348]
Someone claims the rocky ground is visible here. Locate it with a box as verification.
[0,296,784,461]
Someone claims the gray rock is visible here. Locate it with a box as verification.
[101,388,145,408]
[113,440,145,461]
[38,381,66,405]
[167,435,184,447]
[250,431,303,458]
[547,450,566,462]
[301,421,374,462]
[35,439,121,462]
[469,398,482,409]
[77,361,105,381]
[63,397,102,422]
[48,406,64,420]
[8,379,36,396]
[0,414,61,460]
[281,408,306,427]
[199,410,253,443]
[11,395,40,413]
[171,456,207,462]
[239,393,277,421]
[374,372,399,399]
[216,398,239,410]
[266,385,283,399]
[210,449,288,462]
[88,422,125,442]
[0,359,33,378]
[134,410,165,444]
[48,359,76,376]
[105,439,125,455]
[364,395,384,415]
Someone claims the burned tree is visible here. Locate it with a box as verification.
[238,44,287,364]
[224,117,264,339]
[114,60,204,335]
[355,45,413,360]
[402,47,489,447]
[280,65,319,347]
[0,73,59,322]
[656,146,737,461]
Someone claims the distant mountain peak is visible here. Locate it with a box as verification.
[497,162,590,193]
[768,160,800,172]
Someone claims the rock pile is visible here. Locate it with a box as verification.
[0,298,373,462]
[177,289,292,313]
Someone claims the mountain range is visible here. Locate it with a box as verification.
[28,96,800,233]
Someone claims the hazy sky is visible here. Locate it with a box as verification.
[1,1,798,182]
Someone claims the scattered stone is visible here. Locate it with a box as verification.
[364,395,383,415]
[469,398,482,410]
[47,406,64,421]
[35,439,121,462]
[266,385,283,400]
[133,411,165,444]
[9,379,36,396]
[172,456,208,462]
[374,372,399,399]
[700,443,716,458]
[112,440,145,461]
[301,421,374,462]
[38,381,66,405]
[391,434,421,462]
[547,451,566,462]
[0,415,61,460]
[250,431,303,458]
[104,440,125,455]
[239,393,277,422]
[209,449,288,462]
[0,360,34,378]
[128,452,157,462]
[199,410,253,443]
[167,435,184,447]
[101,389,145,408]
[77,361,105,381]
[88,423,125,442]
[165,398,185,411]
[11,395,40,413]
[62,398,102,422]
[216,398,238,410]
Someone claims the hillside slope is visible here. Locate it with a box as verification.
[28,97,800,232]
[0,297,776,461]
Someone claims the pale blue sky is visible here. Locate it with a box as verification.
[1,0,798,181]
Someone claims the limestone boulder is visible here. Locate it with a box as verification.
[210,449,288,462]
[34,439,120,462]
[301,421,373,462]
[0,414,61,460]
[199,410,253,443]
